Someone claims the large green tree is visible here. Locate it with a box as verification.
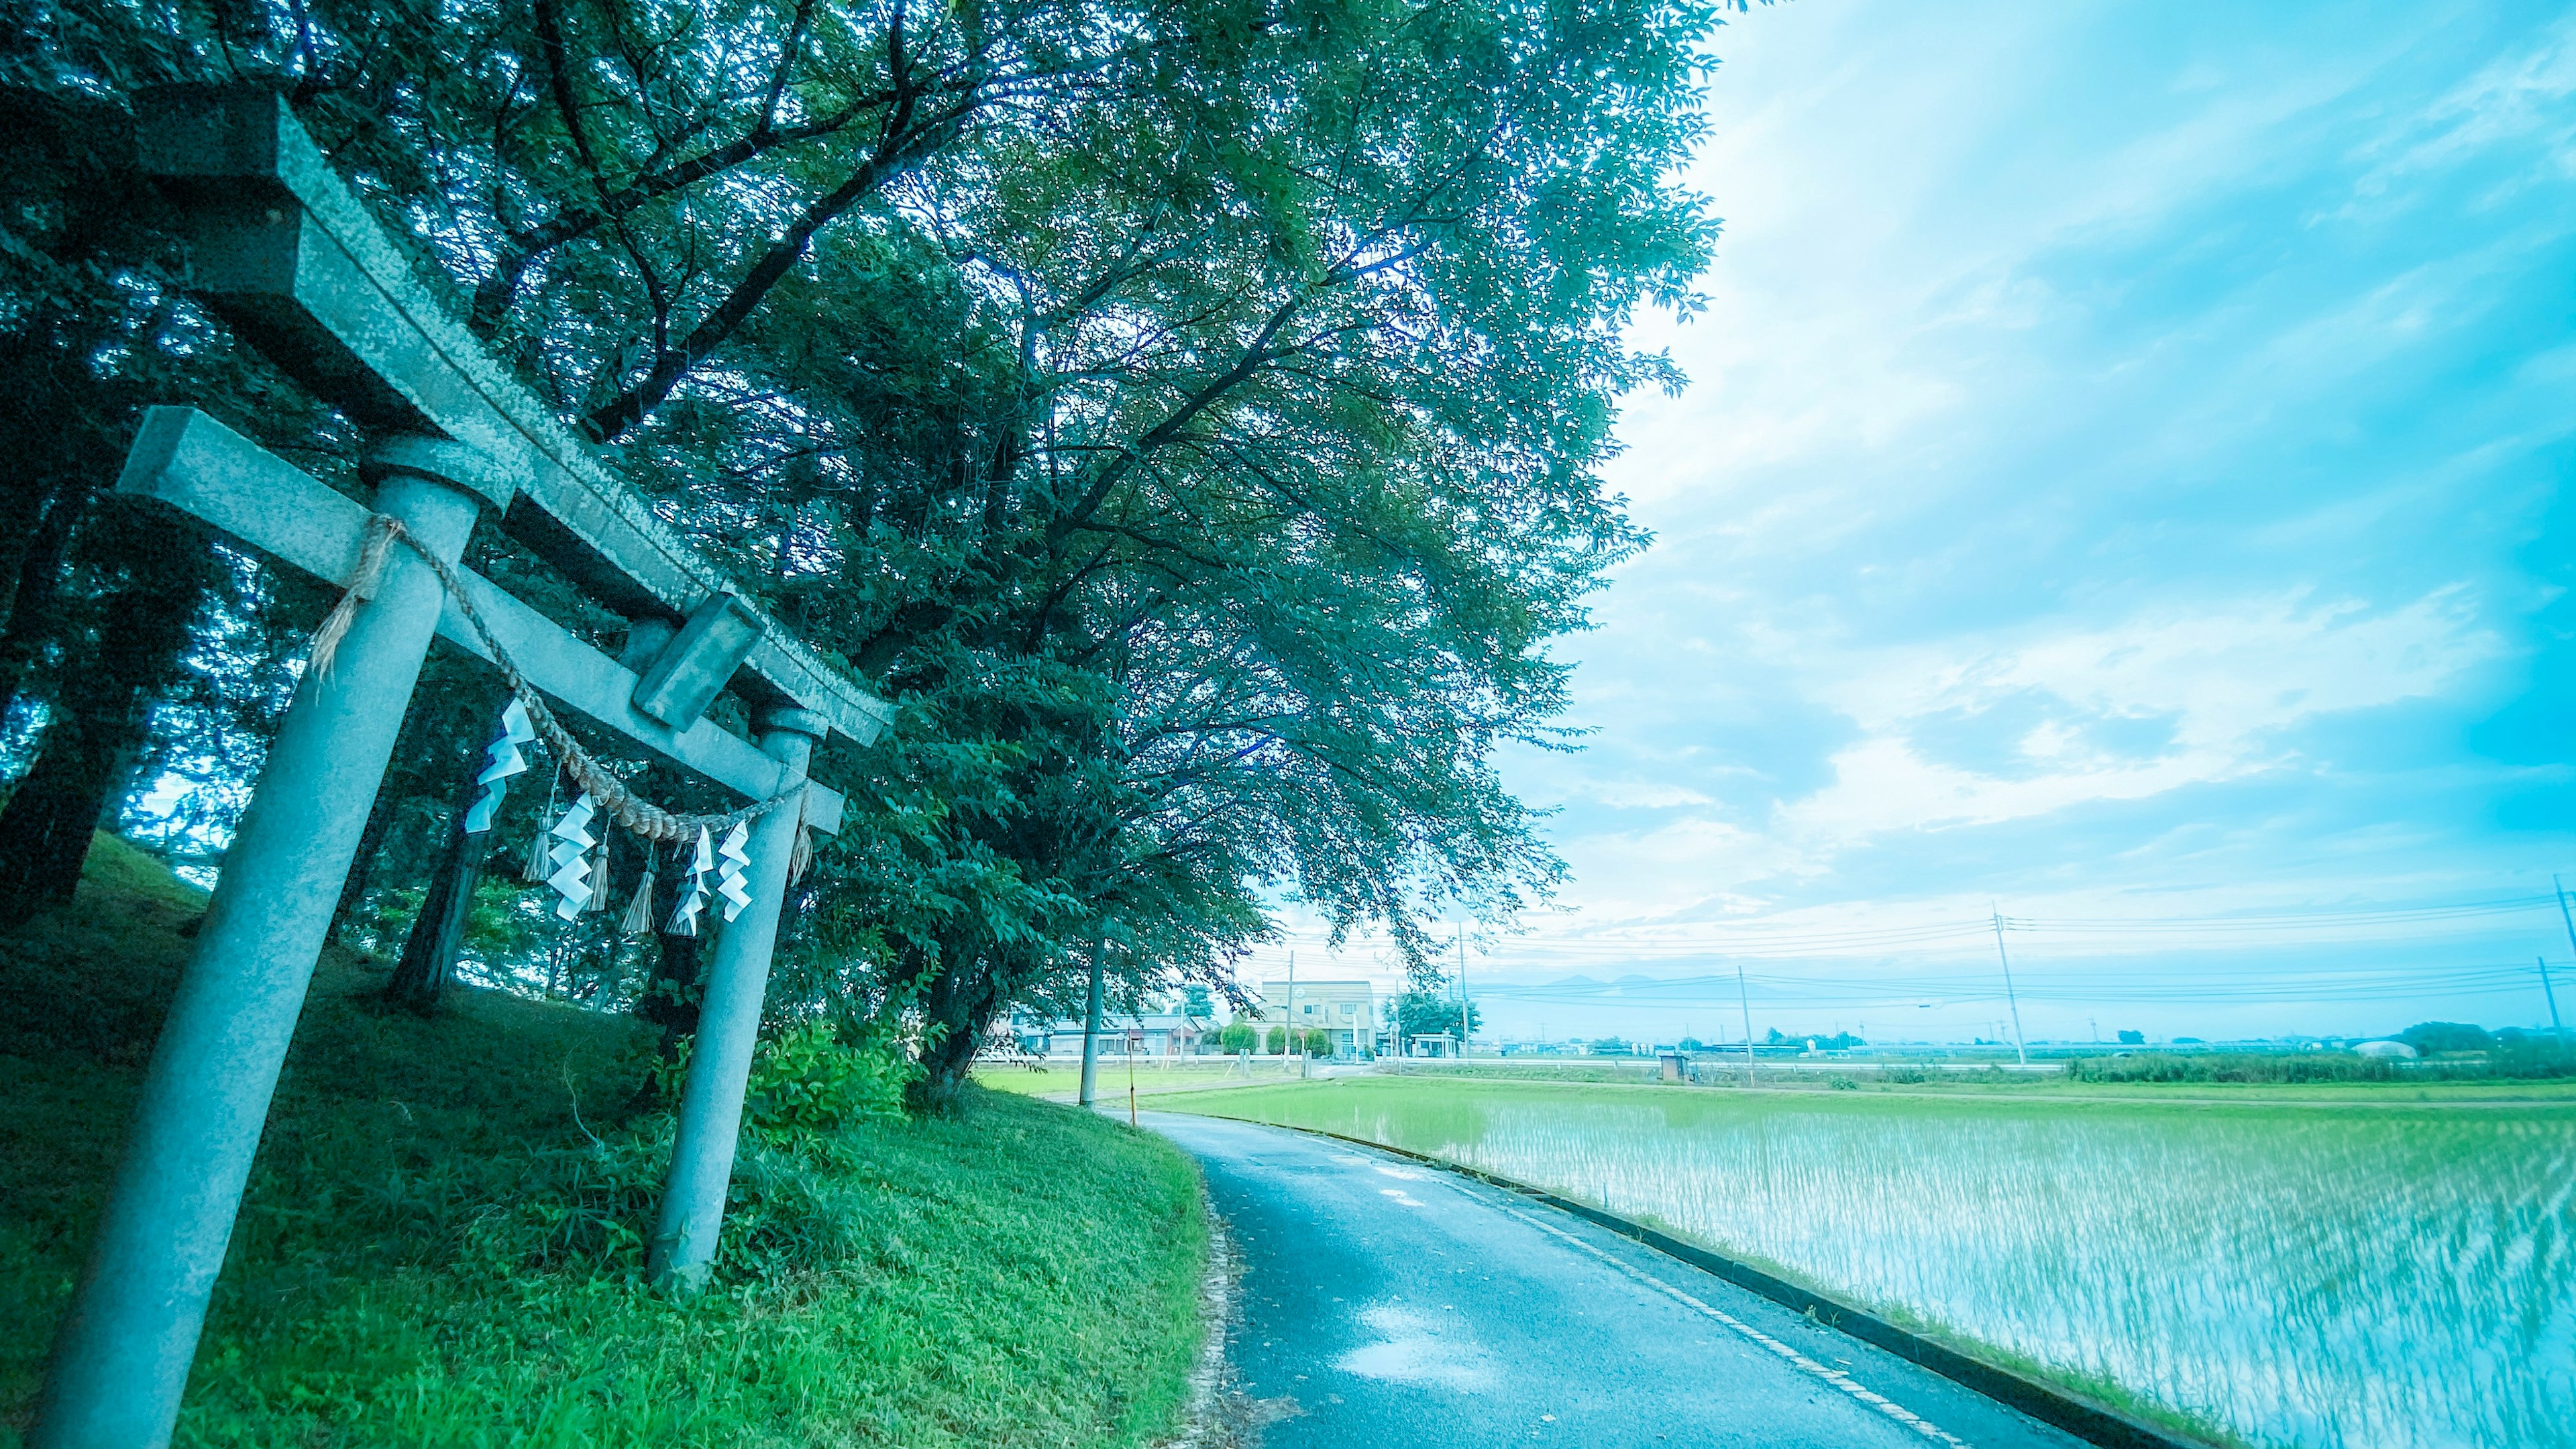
[3,0,1732,1103]
[750,0,1721,1095]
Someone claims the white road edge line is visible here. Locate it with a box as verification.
[1501,1206,1974,1449]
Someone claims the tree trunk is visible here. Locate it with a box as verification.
[0,482,90,733]
[634,855,705,1039]
[628,757,706,1041]
[910,958,996,1112]
[382,821,488,1013]
[0,529,207,924]
[327,780,404,945]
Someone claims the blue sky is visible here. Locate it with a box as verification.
[1267,0,2576,1045]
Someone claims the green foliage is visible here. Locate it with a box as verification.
[645,1021,916,1142]
[745,1023,918,1139]
[1764,1028,1865,1050]
[6,0,1731,1096]
[2400,1021,2494,1056]
[1301,1028,1332,1057]
[1219,1019,1258,1053]
[1263,1025,1289,1055]
[2068,1053,2399,1085]
[2490,1029,2576,1079]
[1395,988,1481,1045]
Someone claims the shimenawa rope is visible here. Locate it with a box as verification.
[311,513,806,844]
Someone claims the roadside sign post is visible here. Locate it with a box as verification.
[33,86,886,1449]
[1126,1027,1144,1125]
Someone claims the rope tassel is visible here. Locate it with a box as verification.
[621,865,657,935]
[305,515,400,681]
[585,835,614,914]
[525,765,563,883]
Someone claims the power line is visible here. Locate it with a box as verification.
[1475,961,2551,1007]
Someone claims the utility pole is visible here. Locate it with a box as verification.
[2554,878,2576,988]
[1078,945,1105,1108]
[1732,957,1756,1087]
[1287,948,1301,1078]
[1456,926,1471,1059]
[2551,875,2576,1055]
[1990,907,2029,1067]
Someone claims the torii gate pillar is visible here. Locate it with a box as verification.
[30,441,496,1449]
[649,707,822,1290]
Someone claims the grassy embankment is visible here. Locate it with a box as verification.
[1167,1073,2576,1449]
[1,835,1208,1448]
[974,1058,1312,1101]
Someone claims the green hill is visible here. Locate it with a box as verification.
[1,835,1205,1448]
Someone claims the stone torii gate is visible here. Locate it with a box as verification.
[31,87,889,1449]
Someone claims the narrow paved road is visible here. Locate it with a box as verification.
[1148,1112,2086,1449]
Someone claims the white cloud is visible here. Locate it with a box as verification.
[1731,586,2500,849]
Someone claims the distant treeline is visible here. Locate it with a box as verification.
[2071,1038,2573,1085]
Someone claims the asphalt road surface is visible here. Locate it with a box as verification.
[1148,1112,2088,1449]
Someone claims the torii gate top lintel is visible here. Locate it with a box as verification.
[129,82,887,751]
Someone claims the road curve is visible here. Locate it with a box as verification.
[1147,1112,2086,1449]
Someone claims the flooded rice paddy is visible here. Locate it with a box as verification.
[1171,1077,2576,1448]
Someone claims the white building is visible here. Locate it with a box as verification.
[1015,993,1215,1058]
[1257,978,1377,1058]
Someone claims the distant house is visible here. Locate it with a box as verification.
[1018,999,1213,1059]
[1254,978,1378,1059]
[2353,1040,2420,1060]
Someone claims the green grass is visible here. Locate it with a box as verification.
[971,1059,1314,1099]
[2,835,1208,1448]
[1168,1073,2576,1449]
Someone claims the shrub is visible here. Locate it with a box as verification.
[2068,1053,2396,1085]
[2489,1032,2576,1079]
[653,1022,915,1142]
[746,1023,915,1136]
[2400,1022,2494,1057]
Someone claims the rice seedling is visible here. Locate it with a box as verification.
[1174,1077,2576,1449]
